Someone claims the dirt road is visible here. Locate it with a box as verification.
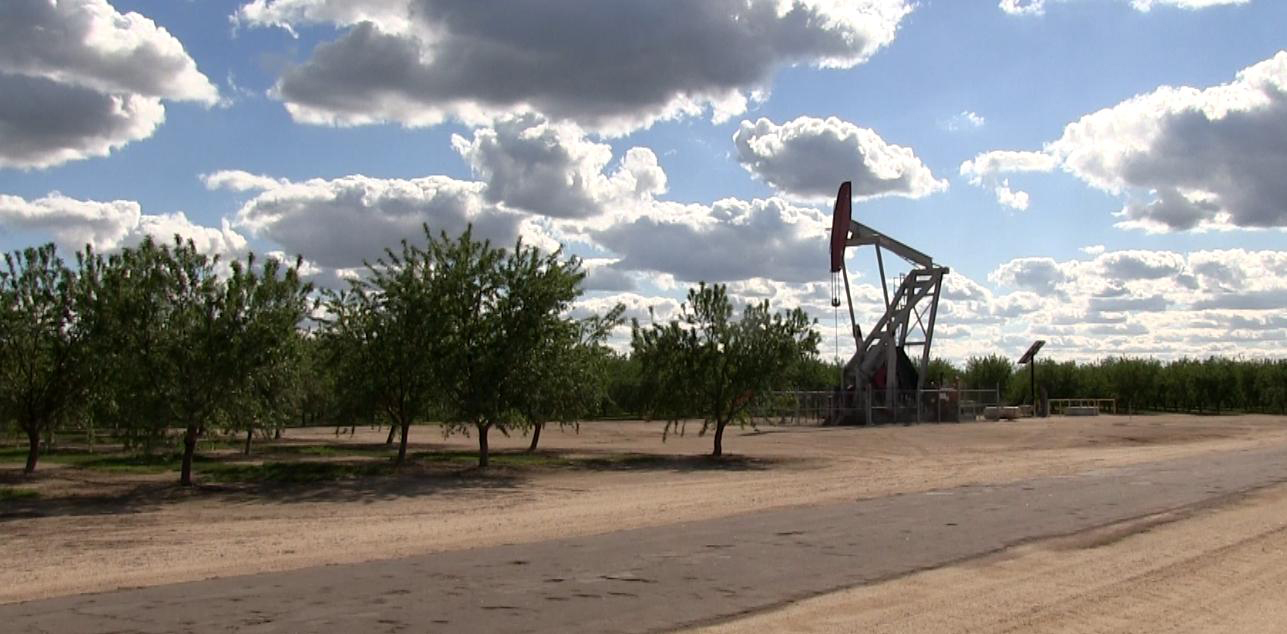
[693,478,1287,634]
[4,427,1287,632]
[4,415,1286,605]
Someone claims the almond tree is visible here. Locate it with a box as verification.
[77,239,175,455]
[431,227,583,467]
[632,282,819,457]
[320,235,442,465]
[84,237,309,485]
[221,255,313,455]
[0,245,88,474]
[315,293,380,437]
[522,304,624,452]
[154,238,227,486]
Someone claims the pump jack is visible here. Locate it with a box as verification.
[829,181,949,424]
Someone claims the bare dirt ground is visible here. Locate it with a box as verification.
[689,479,1287,634]
[2,413,1287,611]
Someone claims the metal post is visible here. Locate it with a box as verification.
[875,246,891,311]
[919,273,942,390]
[1030,360,1036,410]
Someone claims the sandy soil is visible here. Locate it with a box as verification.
[689,480,1287,634]
[2,414,1286,605]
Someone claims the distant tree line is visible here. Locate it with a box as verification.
[928,354,1287,415]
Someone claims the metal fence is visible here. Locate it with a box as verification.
[751,387,1002,425]
[956,388,1003,421]
[861,387,1000,424]
[1048,398,1118,415]
[748,390,835,425]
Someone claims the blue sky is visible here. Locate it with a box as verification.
[1,0,1284,362]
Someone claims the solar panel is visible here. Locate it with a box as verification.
[1018,340,1046,364]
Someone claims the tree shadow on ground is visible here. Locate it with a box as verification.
[0,474,190,522]
[0,444,800,521]
[554,451,784,473]
[214,464,525,506]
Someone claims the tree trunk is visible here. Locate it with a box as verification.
[274,427,282,440]
[243,427,254,456]
[478,423,490,468]
[385,424,397,445]
[526,422,543,453]
[23,427,40,475]
[180,423,198,486]
[396,421,410,465]
[712,421,726,457]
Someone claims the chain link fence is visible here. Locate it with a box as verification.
[749,387,1003,425]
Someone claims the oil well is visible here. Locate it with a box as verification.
[828,181,953,424]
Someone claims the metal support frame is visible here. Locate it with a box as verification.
[844,263,948,390]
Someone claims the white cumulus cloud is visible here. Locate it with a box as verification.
[593,197,830,284]
[1001,0,1247,16]
[238,0,914,133]
[733,116,946,201]
[210,172,552,270]
[0,0,218,169]
[994,180,1030,211]
[960,150,1060,185]
[0,192,245,256]
[936,247,1287,361]
[450,114,666,219]
[962,51,1287,231]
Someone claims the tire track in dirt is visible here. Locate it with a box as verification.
[995,521,1287,633]
[691,482,1287,634]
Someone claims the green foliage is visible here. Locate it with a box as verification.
[290,335,342,428]
[79,237,311,484]
[631,282,820,456]
[430,227,585,466]
[316,291,382,432]
[791,356,844,391]
[997,355,1287,414]
[601,352,644,417]
[77,238,174,454]
[963,354,1014,395]
[317,224,591,467]
[0,244,89,474]
[1259,360,1287,415]
[320,231,444,464]
[518,304,626,451]
[1101,357,1161,414]
[220,255,314,453]
[925,357,961,387]
[77,235,226,482]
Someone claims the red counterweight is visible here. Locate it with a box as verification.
[830,181,852,273]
